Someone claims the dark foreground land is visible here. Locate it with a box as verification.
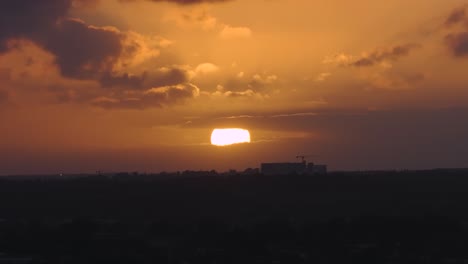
[1,169,468,263]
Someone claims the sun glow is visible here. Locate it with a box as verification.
[211,128,251,146]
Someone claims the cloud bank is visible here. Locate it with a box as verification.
[0,0,205,109]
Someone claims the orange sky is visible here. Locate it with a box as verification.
[1,0,468,174]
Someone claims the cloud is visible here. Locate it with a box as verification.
[444,6,468,57]
[0,1,208,113]
[92,83,200,109]
[0,1,70,48]
[315,72,331,82]
[252,74,278,85]
[40,19,184,89]
[195,63,219,75]
[162,5,251,41]
[40,19,181,89]
[118,32,171,69]
[0,1,105,52]
[120,0,233,5]
[366,71,425,90]
[445,5,468,27]
[215,114,257,120]
[211,84,265,99]
[210,112,319,121]
[223,89,256,98]
[271,112,318,118]
[445,32,468,57]
[182,110,332,133]
[48,82,101,104]
[163,8,219,30]
[216,73,278,99]
[163,7,252,42]
[0,1,166,88]
[0,0,201,110]
[98,66,190,94]
[219,25,252,39]
[99,72,146,89]
[321,43,424,90]
[324,44,420,67]
[40,18,124,80]
[146,67,191,88]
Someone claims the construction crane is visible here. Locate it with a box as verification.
[296,155,317,163]
[296,155,306,163]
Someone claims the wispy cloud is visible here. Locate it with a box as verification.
[324,43,421,68]
[219,25,252,39]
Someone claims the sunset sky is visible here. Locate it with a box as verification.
[1,0,468,174]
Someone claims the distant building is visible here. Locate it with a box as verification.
[261,162,307,176]
[261,161,327,176]
[308,163,327,175]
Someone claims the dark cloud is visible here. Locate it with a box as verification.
[0,0,71,52]
[40,18,124,80]
[445,32,468,57]
[0,0,189,89]
[47,83,101,104]
[145,68,190,88]
[0,1,131,83]
[444,6,468,57]
[92,83,199,109]
[0,0,101,50]
[100,72,146,89]
[0,0,198,110]
[100,67,189,89]
[445,6,467,27]
[351,43,421,67]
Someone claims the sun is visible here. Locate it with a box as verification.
[211,128,251,146]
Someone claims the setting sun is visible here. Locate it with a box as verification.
[211,129,251,146]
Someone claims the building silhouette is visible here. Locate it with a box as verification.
[261,160,327,176]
